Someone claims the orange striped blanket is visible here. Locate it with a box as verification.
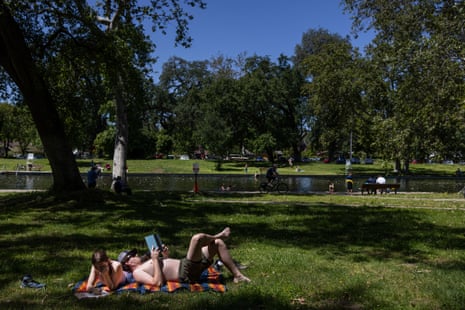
[73,267,226,298]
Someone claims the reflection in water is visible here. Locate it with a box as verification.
[25,175,34,190]
[0,173,464,193]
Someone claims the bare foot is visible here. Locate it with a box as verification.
[233,274,251,284]
[215,227,231,239]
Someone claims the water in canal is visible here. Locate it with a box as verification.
[1,173,464,193]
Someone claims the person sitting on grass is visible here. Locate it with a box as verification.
[120,227,250,286]
[86,249,126,292]
[112,176,132,195]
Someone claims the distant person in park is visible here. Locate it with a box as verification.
[86,249,126,292]
[87,165,100,188]
[328,181,335,193]
[220,183,231,191]
[376,175,387,194]
[112,176,132,195]
[345,172,354,193]
[376,175,386,184]
[120,227,250,286]
[364,176,376,194]
[266,164,279,184]
[288,157,294,167]
[365,176,376,184]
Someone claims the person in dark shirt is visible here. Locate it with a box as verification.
[266,165,278,184]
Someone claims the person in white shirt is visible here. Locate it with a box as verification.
[375,175,387,194]
[376,175,386,184]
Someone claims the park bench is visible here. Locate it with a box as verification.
[361,183,400,195]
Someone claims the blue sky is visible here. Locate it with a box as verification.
[149,0,374,80]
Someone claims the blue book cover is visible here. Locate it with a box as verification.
[145,234,162,252]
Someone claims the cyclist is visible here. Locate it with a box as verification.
[266,164,279,185]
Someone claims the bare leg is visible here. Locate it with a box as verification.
[201,234,250,283]
[186,227,250,283]
[186,227,231,261]
[210,239,250,283]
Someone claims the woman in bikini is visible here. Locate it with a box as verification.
[86,249,126,292]
[122,227,250,286]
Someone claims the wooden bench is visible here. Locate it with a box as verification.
[361,183,400,195]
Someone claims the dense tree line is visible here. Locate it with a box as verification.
[1,0,465,191]
[344,0,465,171]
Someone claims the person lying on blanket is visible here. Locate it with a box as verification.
[86,249,127,292]
[120,227,250,286]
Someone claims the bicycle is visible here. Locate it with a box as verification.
[259,178,289,194]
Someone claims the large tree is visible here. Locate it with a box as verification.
[0,103,37,157]
[298,29,364,160]
[0,0,205,191]
[158,56,211,153]
[238,55,307,162]
[0,1,84,191]
[0,103,15,157]
[344,0,465,168]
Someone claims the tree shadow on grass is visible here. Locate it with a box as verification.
[5,190,465,267]
[182,197,465,268]
[2,191,465,308]
[109,192,465,274]
[0,291,299,310]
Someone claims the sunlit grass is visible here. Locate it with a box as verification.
[1,157,463,176]
[1,191,465,309]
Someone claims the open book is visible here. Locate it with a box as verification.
[144,234,163,252]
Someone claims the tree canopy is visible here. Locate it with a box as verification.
[0,0,205,190]
[344,0,465,168]
[2,0,465,184]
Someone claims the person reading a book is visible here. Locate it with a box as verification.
[121,227,250,286]
[86,249,126,292]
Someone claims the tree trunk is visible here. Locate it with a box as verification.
[292,144,301,162]
[111,75,128,184]
[0,2,85,191]
[2,139,8,158]
[403,159,410,174]
[395,158,401,172]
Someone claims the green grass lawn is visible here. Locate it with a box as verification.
[1,157,463,176]
[1,190,465,309]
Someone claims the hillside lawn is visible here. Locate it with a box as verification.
[1,190,465,309]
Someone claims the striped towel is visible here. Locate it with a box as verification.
[73,267,226,298]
